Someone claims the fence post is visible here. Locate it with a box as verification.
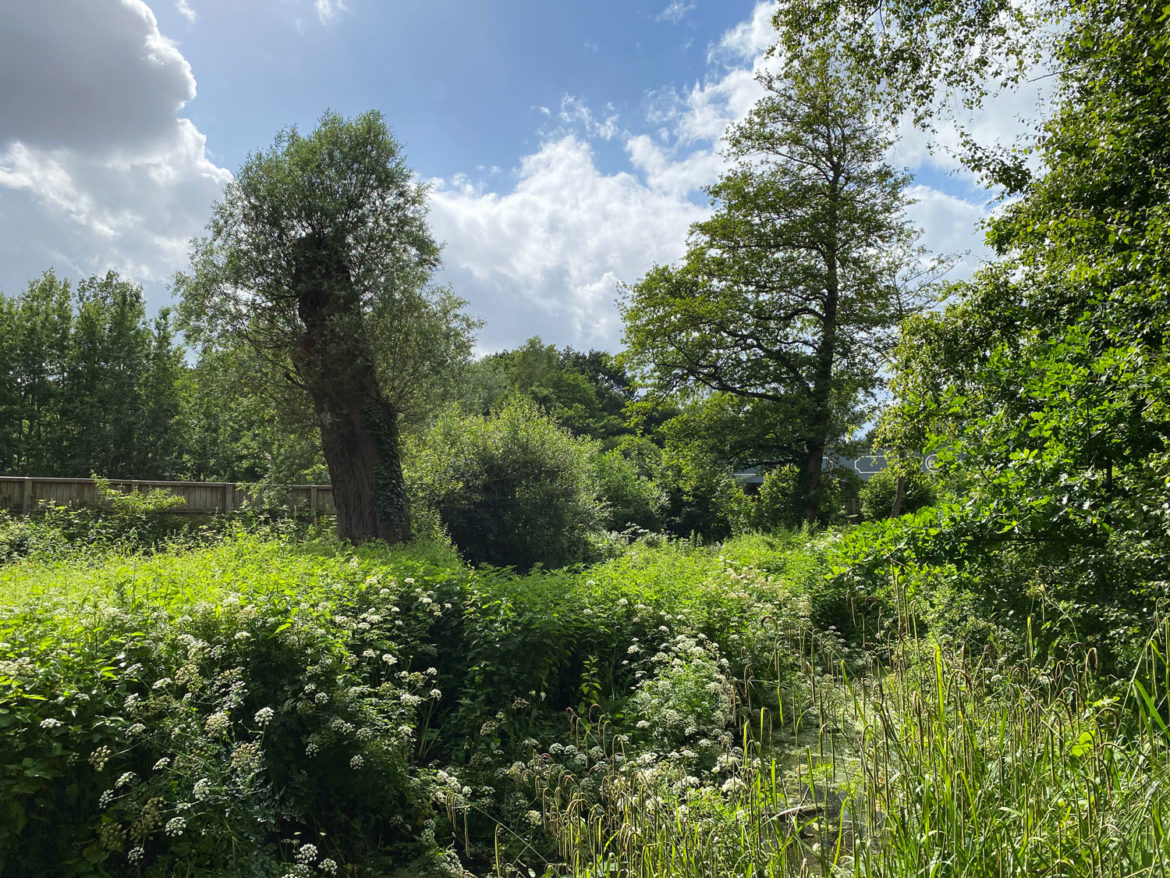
[22,477,32,514]
[223,483,233,514]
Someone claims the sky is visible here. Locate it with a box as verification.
[0,0,1051,353]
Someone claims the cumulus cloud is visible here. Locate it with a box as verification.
[427,0,1002,353]
[430,136,708,352]
[904,185,993,282]
[709,1,777,64]
[0,0,229,302]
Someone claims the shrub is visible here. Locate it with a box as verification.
[750,466,802,532]
[592,448,665,533]
[859,466,937,521]
[406,399,605,569]
[656,444,751,540]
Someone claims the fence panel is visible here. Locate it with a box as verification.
[0,476,334,517]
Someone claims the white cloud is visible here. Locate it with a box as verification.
[430,136,709,352]
[625,134,722,199]
[314,0,347,24]
[175,0,196,24]
[425,0,998,353]
[559,95,621,142]
[709,1,777,63]
[0,0,230,303]
[904,185,993,282]
[672,67,764,144]
[655,1,695,24]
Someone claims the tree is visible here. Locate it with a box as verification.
[622,48,926,525]
[1,270,185,479]
[465,337,638,444]
[0,294,19,472]
[60,272,153,478]
[869,0,1170,660]
[178,343,326,484]
[178,111,457,544]
[4,272,72,475]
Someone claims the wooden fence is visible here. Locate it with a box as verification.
[0,476,335,516]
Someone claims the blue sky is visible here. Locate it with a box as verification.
[0,1,1048,352]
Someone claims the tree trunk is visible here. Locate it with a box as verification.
[803,188,841,528]
[890,473,906,518]
[291,234,411,544]
[801,437,826,528]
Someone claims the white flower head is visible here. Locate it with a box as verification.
[254,706,275,726]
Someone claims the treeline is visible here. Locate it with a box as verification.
[0,272,183,479]
[0,269,898,562]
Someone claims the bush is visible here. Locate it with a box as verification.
[859,466,937,521]
[406,399,605,569]
[750,466,801,532]
[741,466,861,533]
[0,532,819,876]
[656,443,751,540]
[592,448,665,533]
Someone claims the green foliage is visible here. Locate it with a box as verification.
[868,0,1170,667]
[622,47,929,524]
[591,448,665,533]
[772,0,1042,138]
[0,271,186,479]
[858,467,937,522]
[758,467,809,532]
[464,337,637,446]
[0,537,458,875]
[655,440,751,541]
[178,344,326,484]
[0,532,819,876]
[177,110,475,544]
[406,399,606,569]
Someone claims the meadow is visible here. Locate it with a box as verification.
[2,512,1169,877]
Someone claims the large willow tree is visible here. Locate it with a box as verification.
[178,111,445,544]
[622,49,926,525]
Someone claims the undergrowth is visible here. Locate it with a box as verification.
[1,528,1169,875]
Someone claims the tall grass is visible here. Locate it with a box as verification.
[523,580,1170,877]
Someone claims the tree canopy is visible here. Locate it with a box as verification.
[178,110,473,543]
[622,48,928,524]
[869,0,1170,657]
